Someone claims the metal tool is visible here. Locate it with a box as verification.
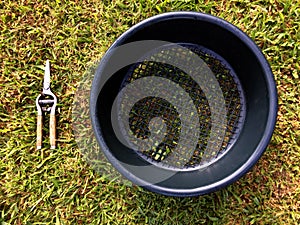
[36,60,57,149]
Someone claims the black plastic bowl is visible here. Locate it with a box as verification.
[90,12,278,196]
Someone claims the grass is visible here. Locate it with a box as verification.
[0,0,299,224]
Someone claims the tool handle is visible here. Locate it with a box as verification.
[50,115,56,149]
[37,115,43,149]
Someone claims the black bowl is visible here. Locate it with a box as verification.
[90,12,278,196]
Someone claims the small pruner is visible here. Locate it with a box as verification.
[36,60,57,149]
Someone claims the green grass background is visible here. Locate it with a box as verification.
[1,0,299,224]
